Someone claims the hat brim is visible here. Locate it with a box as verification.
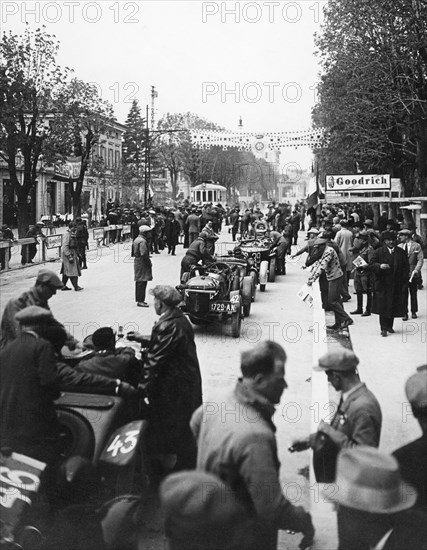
[324,479,417,514]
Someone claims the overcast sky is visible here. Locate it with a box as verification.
[3,0,327,169]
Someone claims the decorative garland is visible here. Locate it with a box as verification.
[190,129,327,151]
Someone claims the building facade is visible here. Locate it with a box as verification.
[0,120,126,226]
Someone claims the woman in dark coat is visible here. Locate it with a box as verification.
[128,285,202,471]
[369,231,409,336]
[165,212,181,255]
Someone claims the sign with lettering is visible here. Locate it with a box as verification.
[53,157,81,181]
[325,174,391,193]
[45,234,63,249]
[93,228,105,240]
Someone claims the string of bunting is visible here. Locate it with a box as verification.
[190,128,328,151]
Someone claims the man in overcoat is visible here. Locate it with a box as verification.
[133,225,153,307]
[369,230,409,336]
[165,212,181,255]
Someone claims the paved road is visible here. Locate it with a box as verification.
[1,228,425,550]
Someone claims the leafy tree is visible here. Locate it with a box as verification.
[153,112,223,197]
[312,0,427,242]
[50,78,115,217]
[0,26,69,235]
[122,99,146,188]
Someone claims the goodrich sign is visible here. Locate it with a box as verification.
[325,174,391,193]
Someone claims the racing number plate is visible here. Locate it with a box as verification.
[99,420,144,466]
[209,301,238,313]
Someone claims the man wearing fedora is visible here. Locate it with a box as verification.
[397,228,424,320]
[369,230,409,336]
[332,447,426,550]
[160,470,251,550]
[290,347,382,455]
[393,367,427,510]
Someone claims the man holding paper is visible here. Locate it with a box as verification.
[350,231,375,316]
[306,232,353,330]
[398,229,424,320]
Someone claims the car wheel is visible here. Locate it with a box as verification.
[268,259,276,282]
[189,316,207,326]
[56,409,95,460]
[231,297,242,338]
[242,277,252,317]
[250,271,257,302]
[259,261,268,291]
[232,274,240,291]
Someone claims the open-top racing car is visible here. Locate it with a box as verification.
[233,236,277,291]
[178,261,253,337]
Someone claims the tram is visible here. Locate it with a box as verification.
[191,182,227,205]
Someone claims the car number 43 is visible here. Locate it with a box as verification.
[106,429,140,457]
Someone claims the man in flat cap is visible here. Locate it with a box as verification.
[398,228,424,320]
[180,232,215,281]
[307,232,353,329]
[369,230,409,336]
[132,225,153,307]
[0,306,61,465]
[0,269,78,350]
[191,341,314,550]
[393,367,427,510]
[128,285,202,471]
[291,346,382,454]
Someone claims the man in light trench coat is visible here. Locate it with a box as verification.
[133,225,153,307]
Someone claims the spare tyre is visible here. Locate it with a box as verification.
[56,409,95,460]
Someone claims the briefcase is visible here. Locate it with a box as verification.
[312,431,339,483]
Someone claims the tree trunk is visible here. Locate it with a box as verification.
[170,170,178,199]
[16,196,32,238]
[71,176,83,218]
[372,203,380,229]
[72,191,82,218]
[420,201,427,258]
[402,209,415,228]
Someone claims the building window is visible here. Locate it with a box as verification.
[108,149,114,168]
[115,150,120,167]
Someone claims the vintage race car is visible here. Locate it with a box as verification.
[234,237,277,291]
[178,261,253,337]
